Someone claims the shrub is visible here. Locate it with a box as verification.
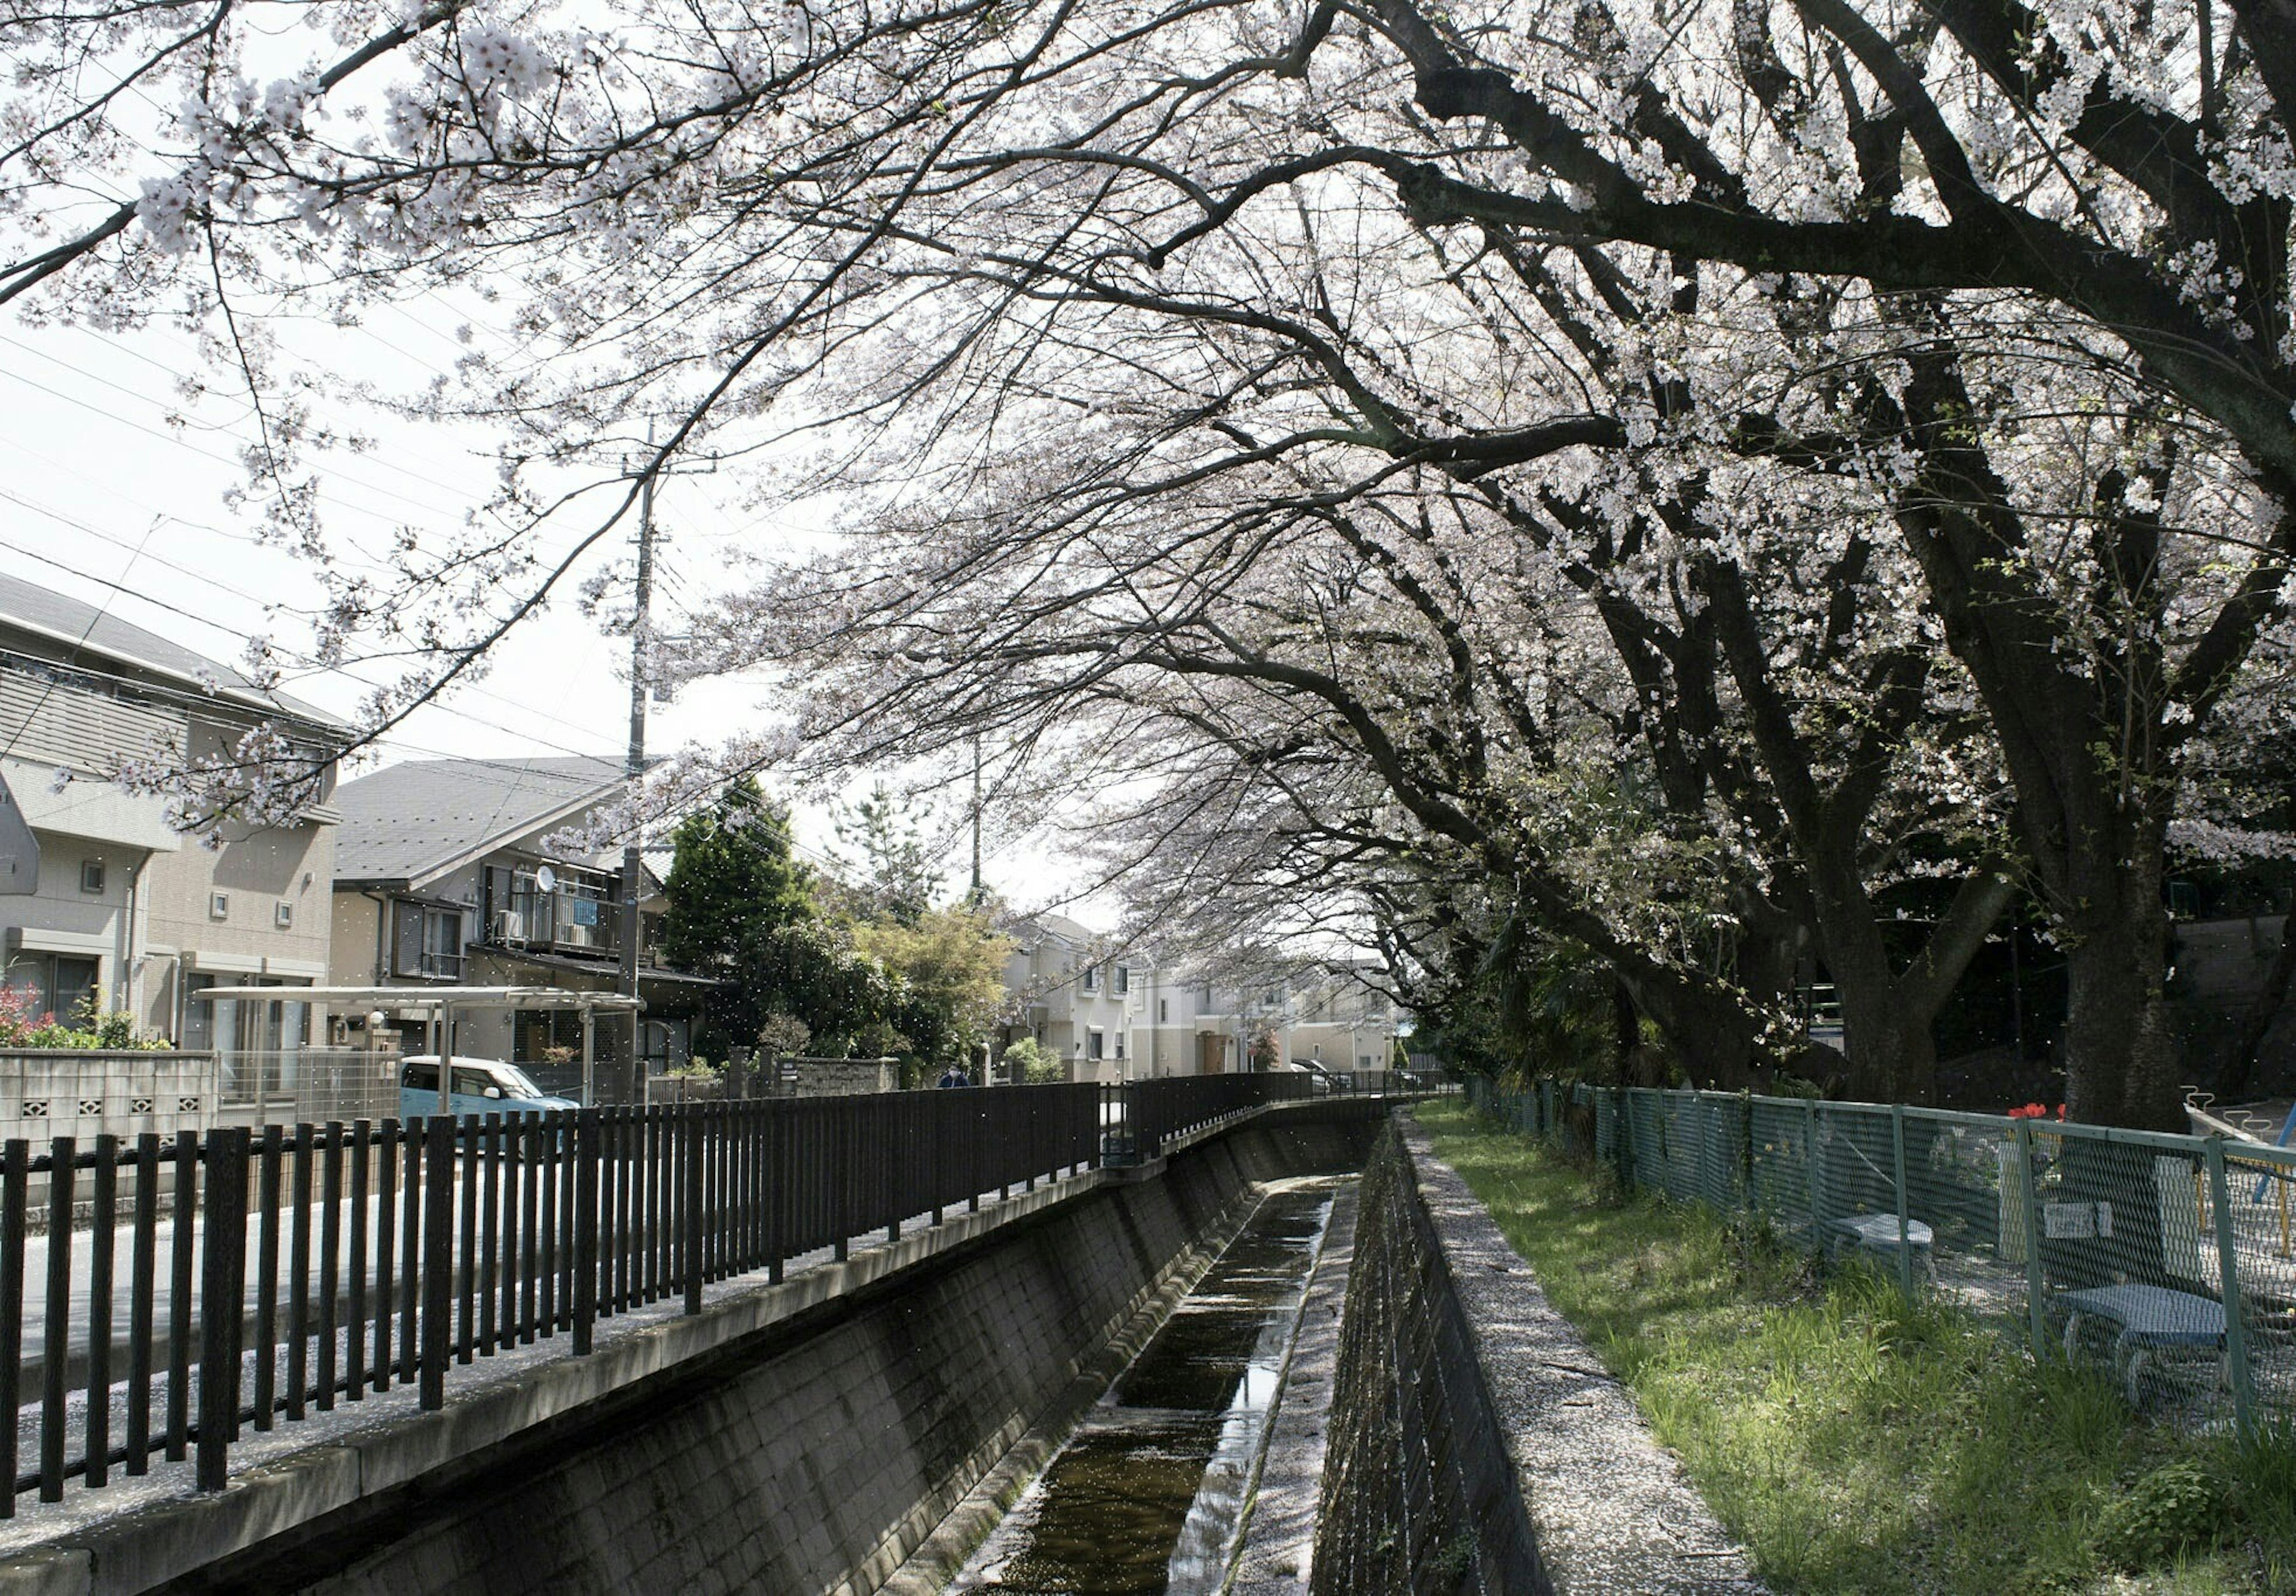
[2093,1462,2232,1571]
[1002,1036,1064,1084]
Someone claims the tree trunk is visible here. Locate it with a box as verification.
[1831,974,1938,1103]
[2223,913,2296,1099]
[1621,966,1772,1091]
[2058,828,2181,1131]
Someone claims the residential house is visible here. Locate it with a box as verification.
[1001,913,1195,1081]
[329,755,710,1088]
[0,572,343,1045]
[995,916,1404,1081]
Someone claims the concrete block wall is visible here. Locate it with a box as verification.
[774,1057,899,1097]
[1314,1120,1546,1595]
[247,1108,1387,1596]
[0,1050,214,1146]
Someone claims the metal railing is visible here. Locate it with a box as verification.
[0,1070,1419,1513]
[1467,1078,2296,1435]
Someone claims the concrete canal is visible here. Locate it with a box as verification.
[947,1179,1345,1595]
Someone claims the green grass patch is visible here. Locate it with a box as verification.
[1415,1100,2296,1594]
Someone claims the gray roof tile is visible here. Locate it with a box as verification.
[333,755,632,884]
[0,570,343,728]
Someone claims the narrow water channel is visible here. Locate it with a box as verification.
[948,1178,1345,1595]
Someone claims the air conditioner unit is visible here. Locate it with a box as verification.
[493,910,530,945]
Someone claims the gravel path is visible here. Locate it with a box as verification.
[1399,1116,1768,1595]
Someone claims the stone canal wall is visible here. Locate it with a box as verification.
[1312,1119,1547,1595]
[172,1105,1388,1596]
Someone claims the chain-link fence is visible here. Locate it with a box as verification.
[1464,1078,2296,1433]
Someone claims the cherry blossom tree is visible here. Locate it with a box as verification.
[8,0,2292,1123]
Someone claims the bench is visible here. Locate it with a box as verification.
[1826,1213,1936,1278]
[2056,1284,2227,1410]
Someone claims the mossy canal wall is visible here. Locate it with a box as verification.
[160,1103,1388,1596]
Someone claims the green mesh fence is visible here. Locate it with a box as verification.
[1460,1077,2296,1434]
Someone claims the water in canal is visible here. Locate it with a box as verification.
[948,1178,1342,1595]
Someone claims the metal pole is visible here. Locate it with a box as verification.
[2206,1139,2255,1433]
[430,1005,447,1118]
[2016,1120,2048,1357]
[1892,1104,1913,1298]
[581,1007,596,1108]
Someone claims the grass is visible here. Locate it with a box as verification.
[1415,1099,2296,1594]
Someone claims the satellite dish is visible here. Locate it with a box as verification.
[534,864,558,895]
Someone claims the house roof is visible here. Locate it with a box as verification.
[333,755,639,888]
[0,571,342,730]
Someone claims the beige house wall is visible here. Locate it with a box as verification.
[1,663,338,1043]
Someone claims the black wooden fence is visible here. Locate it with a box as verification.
[0,1072,1378,1510]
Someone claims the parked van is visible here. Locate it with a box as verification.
[399,1055,579,1121]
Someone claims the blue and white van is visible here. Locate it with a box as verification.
[399,1055,579,1122]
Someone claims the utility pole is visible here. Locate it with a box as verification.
[969,731,983,904]
[616,425,660,1104]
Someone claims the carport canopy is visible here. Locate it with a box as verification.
[199,985,643,1111]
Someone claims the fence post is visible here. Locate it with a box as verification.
[1803,1099,1820,1244]
[421,1116,454,1407]
[1740,1092,1755,1214]
[1891,1104,1913,1299]
[683,1106,704,1316]
[0,1140,22,1516]
[196,1128,249,1491]
[573,1109,600,1356]
[2015,1119,2048,1358]
[2205,1139,2256,1435]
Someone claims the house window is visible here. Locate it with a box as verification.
[79,860,105,894]
[393,902,465,979]
[209,892,230,921]
[1115,1033,1126,1061]
[1158,999,1168,1023]
[1087,1028,1104,1061]
[183,973,313,1054]
[274,901,294,929]
[2,954,98,1024]
[1082,965,1098,992]
[1114,965,1129,994]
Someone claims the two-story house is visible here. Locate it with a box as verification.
[0,573,343,1045]
[998,913,1165,1081]
[329,755,709,1090]
[993,919,1407,1081]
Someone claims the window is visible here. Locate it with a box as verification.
[1087,1028,1104,1060]
[1115,1033,1126,1061]
[184,973,313,1054]
[1114,965,1129,994]
[209,892,229,921]
[1082,965,1098,992]
[2,954,98,1023]
[274,901,294,929]
[393,902,465,979]
[1158,999,1168,1023]
[79,859,105,894]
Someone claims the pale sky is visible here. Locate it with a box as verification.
[2,313,1098,920]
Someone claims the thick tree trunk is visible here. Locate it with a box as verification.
[1620,966,1772,1091]
[2069,802,2179,1128]
[2223,914,2296,1099]
[1831,975,1938,1103]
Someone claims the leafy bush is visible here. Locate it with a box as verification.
[1002,1036,1063,1084]
[2092,1461,2231,1572]
[0,988,169,1050]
